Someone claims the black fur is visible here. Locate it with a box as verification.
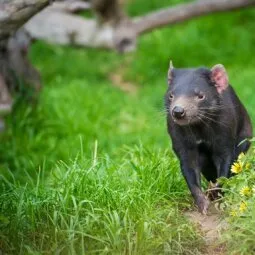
[165,67,253,214]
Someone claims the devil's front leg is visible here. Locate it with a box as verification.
[213,147,235,179]
[179,150,209,214]
[210,148,235,200]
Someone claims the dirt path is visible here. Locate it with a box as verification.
[185,204,228,254]
[109,72,138,94]
[108,57,139,95]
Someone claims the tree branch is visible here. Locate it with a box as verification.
[134,0,255,34]
[25,9,114,48]
[50,1,91,13]
[0,0,50,40]
[24,0,136,52]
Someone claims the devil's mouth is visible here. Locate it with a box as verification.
[173,118,190,126]
[172,115,200,126]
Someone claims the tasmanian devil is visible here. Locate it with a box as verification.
[165,61,253,214]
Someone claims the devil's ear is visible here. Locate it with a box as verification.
[211,64,229,94]
[167,60,174,85]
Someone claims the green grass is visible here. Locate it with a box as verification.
[1,148,202,254]
[0,1,255,254]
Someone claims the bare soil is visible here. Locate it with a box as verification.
[185,204,228,255]
[109,72,138,94]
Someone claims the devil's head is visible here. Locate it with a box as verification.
[165,61,229,126]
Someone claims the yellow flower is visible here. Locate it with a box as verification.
[231,162,243,174]
[239,201,247,213]
[240,186,252,197]
[238,152,245,162]
[230,210,238,217]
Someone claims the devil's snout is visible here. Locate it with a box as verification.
[172,106,185,119]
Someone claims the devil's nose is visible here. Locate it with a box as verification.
[172,106,185,119]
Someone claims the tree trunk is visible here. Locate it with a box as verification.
[0,0,50,40]
[0,0,49,125]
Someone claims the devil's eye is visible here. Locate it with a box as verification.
[197,93,205,100]
[169,93,174,100]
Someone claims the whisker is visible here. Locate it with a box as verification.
[199,104,238,111]
[158,108,169,114]
[197,114,211,130]
[199,111,220,117]
[197,112,230,128]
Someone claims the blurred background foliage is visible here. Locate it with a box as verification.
[0,0,254,254]
[1,2,254,176]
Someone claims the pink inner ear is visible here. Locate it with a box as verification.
[211,66,229,94]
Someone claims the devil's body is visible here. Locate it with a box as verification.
[165,66,252,214]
